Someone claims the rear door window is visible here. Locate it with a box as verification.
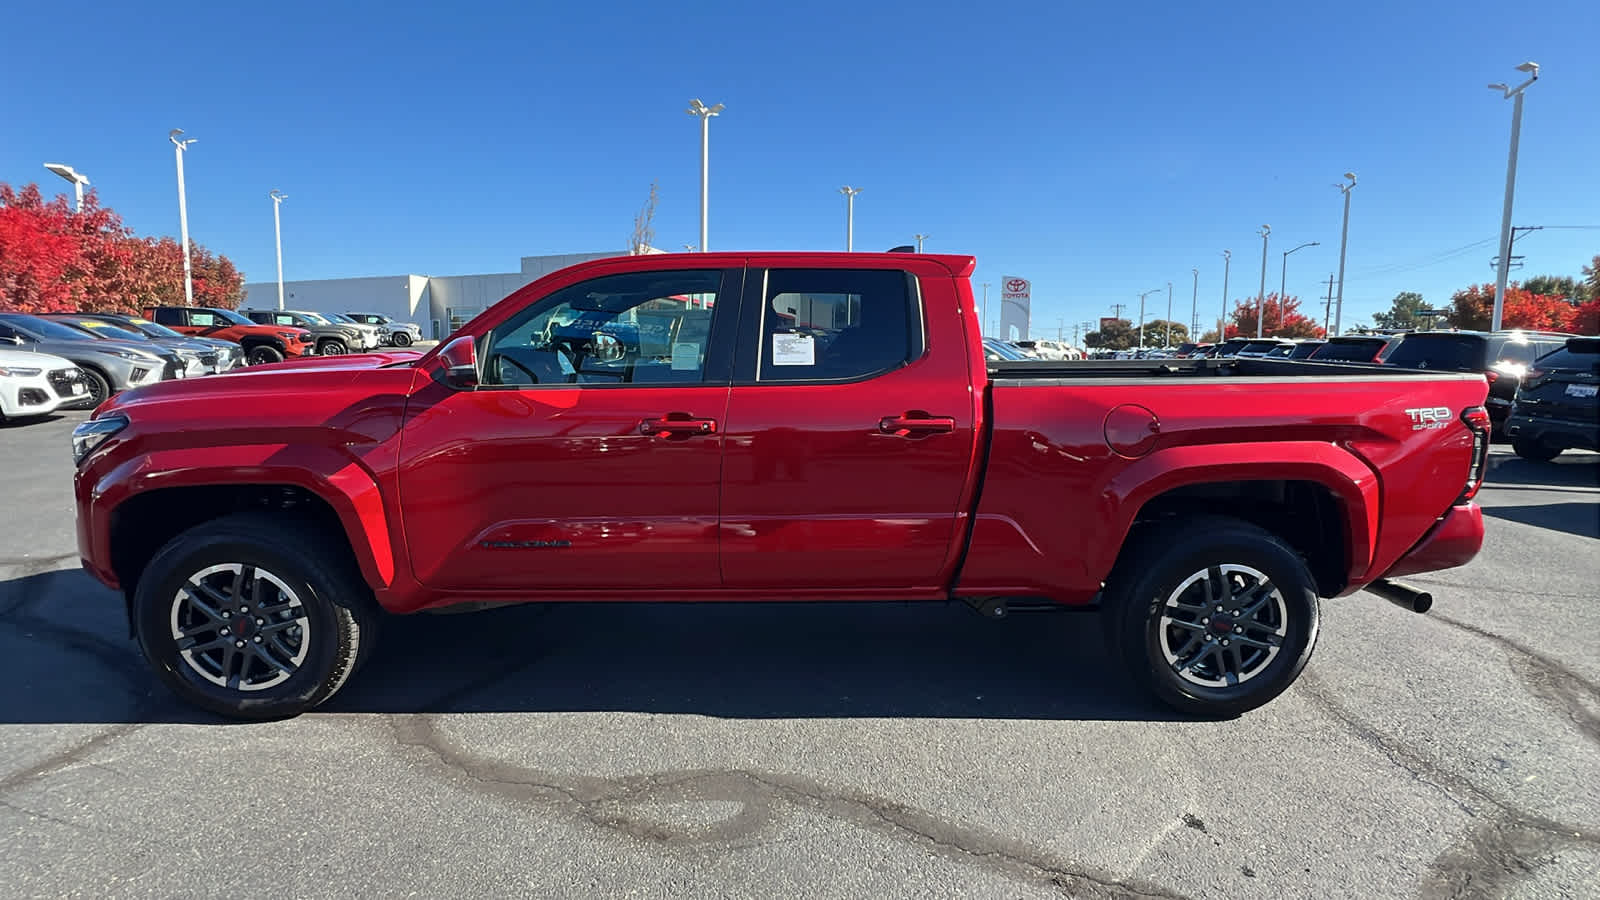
[1535,341,1600,373]
[1311,340,1386,361]
[151,308,187,326]
[756,269,921,382]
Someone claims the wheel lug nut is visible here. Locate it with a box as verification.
[1204,635,1214,642]
[235,641,245,648]
[256,618,265,625]
[253,636,263,643]
[1201,617,1210,625]
[239,606,249,613]
[1221,639,1230,646]
[1230,609,1240,616]
[1216,605,1224,612]
[220,628,229,636]
[1234,626,1243,633]
[221,611,230,619]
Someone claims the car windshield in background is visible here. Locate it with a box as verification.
[211,308,255,326]
[1384,335,1485,371]
[2,314,108,341]
[70,320,146,340]
[123,318,188,339]
[983,339,1029,360]
[1312,340,1386,361]
[1536,339,1600,373]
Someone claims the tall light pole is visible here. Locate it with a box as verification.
[1190,268,1199,340]
[913,233,930,253]
[1488,62,1539,332]
[1137,288,1161,350]
[840,186,862,251]
[1333,173,1356,336]
[169,129,198,305]
[1255,225,1271,338]
[981,282,991,337]
[685,99,723,253]
[1278,241,1320,334]
[1220,250,1231,340]
[1164,282,1174,347]
[43,163,90,212]
[270,190,288,310]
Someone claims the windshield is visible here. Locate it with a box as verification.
[122,317,188,339]
[326,313,357,324]
[211,308,255,326]
[3,314,109,341]
[1383,335,1486,371]
[300,312,333,324]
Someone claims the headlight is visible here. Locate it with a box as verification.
[107,349,147,360]
[177,348,199,359]
[72,414,129,465]
[277,331,299,340]
[0,365,44,377]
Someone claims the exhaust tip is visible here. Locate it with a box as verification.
[1369,579,1433,614]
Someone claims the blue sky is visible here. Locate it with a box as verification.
[6,0,1597,339]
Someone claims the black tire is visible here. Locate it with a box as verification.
[318,339,347,356]
[78,366,112,407]
[1512,438,1560,462]
[132,512,379,720]
[1103,516,1320,718]
[391,331,412,347]
[246,344,284,366]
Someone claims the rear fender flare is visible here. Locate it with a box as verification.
[1096,441,1380,587]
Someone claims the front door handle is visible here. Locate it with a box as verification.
[878,413,957,437]
[640,413,718,437]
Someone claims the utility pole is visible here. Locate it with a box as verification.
[1057,318,1064,341]
[1137,288,1161,350]
[1488,62,1539,332]
[1322,273,1337,335]
[1109,302,1127,319]
[1256,225,1271,338]
[981,282,991,338]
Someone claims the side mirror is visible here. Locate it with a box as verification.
[591,332,625,363]
[438,335,479,390]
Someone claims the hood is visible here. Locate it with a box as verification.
[0,347,78,369]
[99,349,424,410]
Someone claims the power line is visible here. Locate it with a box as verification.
[1349,237,1498,280]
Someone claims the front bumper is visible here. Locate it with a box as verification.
[1383,503,1485,579]
[1505,411,1600,452]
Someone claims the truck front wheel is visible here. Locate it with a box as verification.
[132,512,378,720]
[1104,517,1319,718]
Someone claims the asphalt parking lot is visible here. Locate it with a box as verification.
[2,409,1596,899]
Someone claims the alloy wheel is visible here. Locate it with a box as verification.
[170,563,311,691]
[1157,564,1288,689]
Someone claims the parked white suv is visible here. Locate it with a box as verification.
[0,348,89,422]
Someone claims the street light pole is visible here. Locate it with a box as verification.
[1333,173,1356,336]
[1255,226,1271,338]
[270,190,288,311]
[1488,62,1539,332]
[1137,288,1161,350]
[169,129,198,306]
[43,163,90,212]
[913,233,930,253]
[1190,268,1199,339]
[685,99,724,253]
[1278,241,1320,334]
[981,282,990,338]
[1165,281,1174,347]
[840,186,862,251]
[1220,250,1231,340]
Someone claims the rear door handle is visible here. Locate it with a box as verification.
[878,414,957,436]
[640,413,718,437]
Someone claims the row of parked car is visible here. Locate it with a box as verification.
[0,306,424,424]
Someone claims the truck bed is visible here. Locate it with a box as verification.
[988,357,1470,383]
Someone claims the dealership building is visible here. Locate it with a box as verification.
[240,250,639,340]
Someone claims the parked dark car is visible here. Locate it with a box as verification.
[1207,338,1253,358]
[1504,337,1600,460]
[1308,335,1399,363]
[0,313,180,405]
[1236,339,1295,358]
[1380,330,1573,432]
[1286,340,1325,359]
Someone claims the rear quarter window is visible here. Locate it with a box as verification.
[1382,336,1485,370]
[1536,340,1600,373]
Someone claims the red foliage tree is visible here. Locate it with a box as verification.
[1573,298,1600,335]
[0,182,243,314]
[1448,283,1575,332]
[1224,293,1325,339]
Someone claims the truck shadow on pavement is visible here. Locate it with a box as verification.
[0,567,1180,725]
[1480,502,1600,540]
[1485,453,1600,490]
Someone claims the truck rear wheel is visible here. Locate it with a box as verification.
[1512,438,1560,462]
[1104,516,1319,718]
[132,512,378,720]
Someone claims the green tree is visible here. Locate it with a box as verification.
[1085,318,1135,350]
[1140,319,1189,348]
[1372,291,1427,330]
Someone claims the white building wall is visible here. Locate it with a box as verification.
[241,250,639,341]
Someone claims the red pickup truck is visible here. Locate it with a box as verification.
[75,253,1490,720]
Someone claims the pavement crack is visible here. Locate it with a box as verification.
[1427,612,1600,747]
[0,725,144,797]
[388,714,1188,899]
